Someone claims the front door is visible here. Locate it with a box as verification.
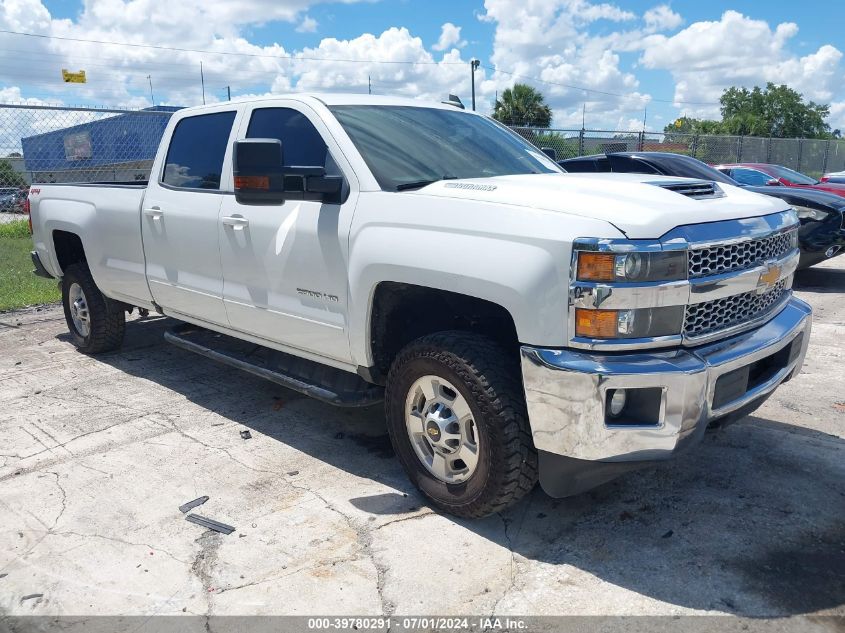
[142,109,238,326]
[218,104,357,363]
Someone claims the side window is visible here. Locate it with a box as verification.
[246,108,328,167]
[731,168,770,186]
[162,111,236,189]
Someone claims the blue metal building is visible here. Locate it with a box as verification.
[21,106,181,182]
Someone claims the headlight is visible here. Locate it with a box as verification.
[577,251,687,282]
[794,204,830,222]
[575,306,684,339]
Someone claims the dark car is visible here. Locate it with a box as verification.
[0,187,19,212]
[714,162,845,198]
[559,152,845,269]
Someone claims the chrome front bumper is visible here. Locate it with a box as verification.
[520,297,812,467]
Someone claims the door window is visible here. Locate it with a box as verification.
[162,111,236,189]
[730,168,772,186]
[246,108,329,167]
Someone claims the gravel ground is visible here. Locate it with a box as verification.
[0,259,843,620]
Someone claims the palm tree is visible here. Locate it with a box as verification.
[493,84,552,128]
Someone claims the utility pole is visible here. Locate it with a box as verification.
[368,75,371,95]
[582,103,586,129]
[147,75,154,106]
[226,85,231,101]
[200,61,206,105]
[470,59,480,111]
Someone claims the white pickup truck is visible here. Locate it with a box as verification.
[29,94,811,518]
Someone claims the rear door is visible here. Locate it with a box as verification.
[142,109,238,326]
[218,102,358,363]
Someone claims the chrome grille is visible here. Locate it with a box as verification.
[684,280,789,339]
[688,230,795,278]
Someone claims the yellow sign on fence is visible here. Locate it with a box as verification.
[61,69,87,83]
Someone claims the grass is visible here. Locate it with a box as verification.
[0,218,61,311]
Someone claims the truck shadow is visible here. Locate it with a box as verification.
[89,315,845,618]
[794,265,845,293]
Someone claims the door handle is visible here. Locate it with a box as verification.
[143,207,163,220]
[222,216,249,230]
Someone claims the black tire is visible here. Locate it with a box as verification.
[62,263,125,354]
[384,331,538,518]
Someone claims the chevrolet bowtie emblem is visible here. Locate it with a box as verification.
[757,262,782,293]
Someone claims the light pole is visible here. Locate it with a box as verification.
[470,59,480,111]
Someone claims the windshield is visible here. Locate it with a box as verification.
[767,165,818,185]
[329,105,561,191]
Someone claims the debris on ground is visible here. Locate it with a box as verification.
[185,513,235,535]
[20,593,43,602]
[239,430,252,440]
[662,530,674,538]
[178,496,210,514]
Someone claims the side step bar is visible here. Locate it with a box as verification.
[165,324,383,407]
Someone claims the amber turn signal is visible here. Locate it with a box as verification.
[575,308,619,338]
[577,252,616,281]
[234,175,270,190]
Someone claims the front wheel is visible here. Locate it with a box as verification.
[384,331,538,518]
[62,263,125,354]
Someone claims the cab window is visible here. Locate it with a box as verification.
[246,108,329,167]
[162,111,236,189]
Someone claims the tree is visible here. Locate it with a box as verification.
[493,84,552,128]
[720,83,830,138]
[663,83,833,140]
[0,159,26,188]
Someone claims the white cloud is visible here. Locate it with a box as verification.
[643,5,682,32]
[2,1,844,133]
[479,0,650,125]
[639,10,843,118]
[432,22,466,52]
[296,15,318,33]
[293,28,473,102]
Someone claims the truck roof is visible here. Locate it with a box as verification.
[178,93,466,114]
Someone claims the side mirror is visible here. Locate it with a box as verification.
[540,147,557,160]
[234,138,286,204]
[282,166,345,204]
[766,178,782,186]
[234,139,346,205]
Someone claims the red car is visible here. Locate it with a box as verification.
[714,163,845,198]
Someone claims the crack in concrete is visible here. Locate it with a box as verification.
[375,511,435,530]
[190,530,222,621]
[486,499,533,621]
[48,530,191,566]
[355,521,395,621]
[46,471,67,530]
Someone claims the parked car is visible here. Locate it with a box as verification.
[821,170,845,184]
[29,95,811,517]
[0,187,21,212]
[0,187,29,213]
[714,162,845,198]
[560,152,845,269]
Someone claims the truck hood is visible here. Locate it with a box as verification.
[409,173,790,239]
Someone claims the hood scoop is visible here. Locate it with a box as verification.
[648,179,724,200]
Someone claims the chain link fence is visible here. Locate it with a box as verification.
[511,126,845,178]
[0,103,177,213]
[2,103,845,214]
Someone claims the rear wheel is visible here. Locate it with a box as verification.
[384,331,538,518]
[62,263,125,353]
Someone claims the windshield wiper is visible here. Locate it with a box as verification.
[396,175,458,191]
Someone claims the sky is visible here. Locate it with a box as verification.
[1,0,844,132]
